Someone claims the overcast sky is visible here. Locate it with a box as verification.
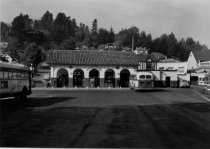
[1,0,210,47]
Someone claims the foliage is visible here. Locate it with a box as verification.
[4,11,208,67]
[61,37,76,50]
[1,22,10,42]
[22,42,45,67]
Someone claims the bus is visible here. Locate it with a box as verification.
[130,71,154,91]
[0,62,32,100]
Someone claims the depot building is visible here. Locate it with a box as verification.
[46,50,161,88]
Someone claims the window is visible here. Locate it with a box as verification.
[159,67,164,70]
[4,71,9,78]
[146,62,152,70]
[146,75,152,79]
[21,72,25,78]
[16,72,21,78]
[167,67,174,70]
[139,81,144,84]
[9,71,13,78]
[140,75,145,79]
[13,72,17,78]
[178,67,184,73]
[0,71,4,78]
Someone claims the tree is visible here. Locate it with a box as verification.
[90,19,98,48]
[167,32,177,57]
[22,42,45,68]
[51,12,75,43]
[91,19,98,35]
[11,14,26,43]
[108,26,115,43]
[1,22,10,42]
[61,37,76,50]
[136,31,152,50]
[23,14,33,29]
[116,26,139,49]
[40,11,53,30]
[97,28,110,45]
[33,20,40,29]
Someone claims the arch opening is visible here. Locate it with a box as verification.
[104,69,115,87]
[89,69,100,87]
[73,69,84,87]
[120,69,130,87]
[57,68,69,87]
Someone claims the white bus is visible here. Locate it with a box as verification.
[0,62,32,100]
[130,71,154,91]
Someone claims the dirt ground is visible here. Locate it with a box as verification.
[1,88,210,148]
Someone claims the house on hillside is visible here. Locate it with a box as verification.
[134,47,149,55]
[98,43,119,51]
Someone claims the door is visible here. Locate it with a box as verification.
[166,76,171,87]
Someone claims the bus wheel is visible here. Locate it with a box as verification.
[20,87,28,100]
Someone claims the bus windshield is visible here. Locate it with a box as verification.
[139,75,145,79]
[146,75,152,79]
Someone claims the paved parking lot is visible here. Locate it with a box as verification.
[1,88,210,148]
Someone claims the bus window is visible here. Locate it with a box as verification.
[25,73,29,78]
[9,71,13,78]
[4,71,9,78]
[13,72,17,78]
[146,75,152,79]
[17,72,21,78]
[21,72,25,78]
[0,71,3,78]
[139,75,145,79]
[139,81,144,84]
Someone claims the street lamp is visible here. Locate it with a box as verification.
[29,63,34,89]
[29,63,34,78]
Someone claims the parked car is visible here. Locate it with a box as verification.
[179,80,190,88]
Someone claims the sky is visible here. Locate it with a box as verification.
[1,0,210,47]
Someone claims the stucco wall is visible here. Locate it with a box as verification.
[157,62,188,74]
[51,65,136,79]
[151,71,177,81]
[187,52,198,70]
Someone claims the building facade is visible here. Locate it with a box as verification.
[46,50,181,88]
[47,50,140,88]
[187,50,210,84]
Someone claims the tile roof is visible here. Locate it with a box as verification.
[192,50,210,62]
[46,50,158,66]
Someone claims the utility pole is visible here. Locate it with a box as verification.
[132,34,134,52]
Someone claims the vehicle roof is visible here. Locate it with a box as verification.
[137,71,153,75]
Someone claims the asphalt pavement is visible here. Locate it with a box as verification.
[1,88,210,148]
